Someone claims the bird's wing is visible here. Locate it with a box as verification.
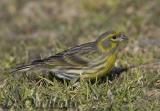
[11,41,100,74]
[37,42,100,68]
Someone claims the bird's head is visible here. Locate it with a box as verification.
[96,31,128,52]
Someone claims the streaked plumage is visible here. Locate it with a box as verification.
[11,31,128,81]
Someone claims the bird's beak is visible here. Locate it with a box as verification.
[120,34,128,41]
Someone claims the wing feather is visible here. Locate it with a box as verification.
[35,42,99,67]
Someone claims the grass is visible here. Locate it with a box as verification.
[0,0,160,110]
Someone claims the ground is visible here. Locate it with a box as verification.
[0,0,160,110]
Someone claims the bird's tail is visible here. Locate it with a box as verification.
[10,59,43,73]
[10,64,35,73]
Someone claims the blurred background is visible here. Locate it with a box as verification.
[0,0,159,68]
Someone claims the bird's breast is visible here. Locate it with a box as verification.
[81,53,117,79]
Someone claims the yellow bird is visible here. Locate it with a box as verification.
[11,31,128,81]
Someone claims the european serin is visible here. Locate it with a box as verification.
[11,31,128,81]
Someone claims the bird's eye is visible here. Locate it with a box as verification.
[112,35,117,39]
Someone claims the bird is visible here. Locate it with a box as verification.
[11,31,128,81]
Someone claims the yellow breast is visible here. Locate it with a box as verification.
[81,53,117,79]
